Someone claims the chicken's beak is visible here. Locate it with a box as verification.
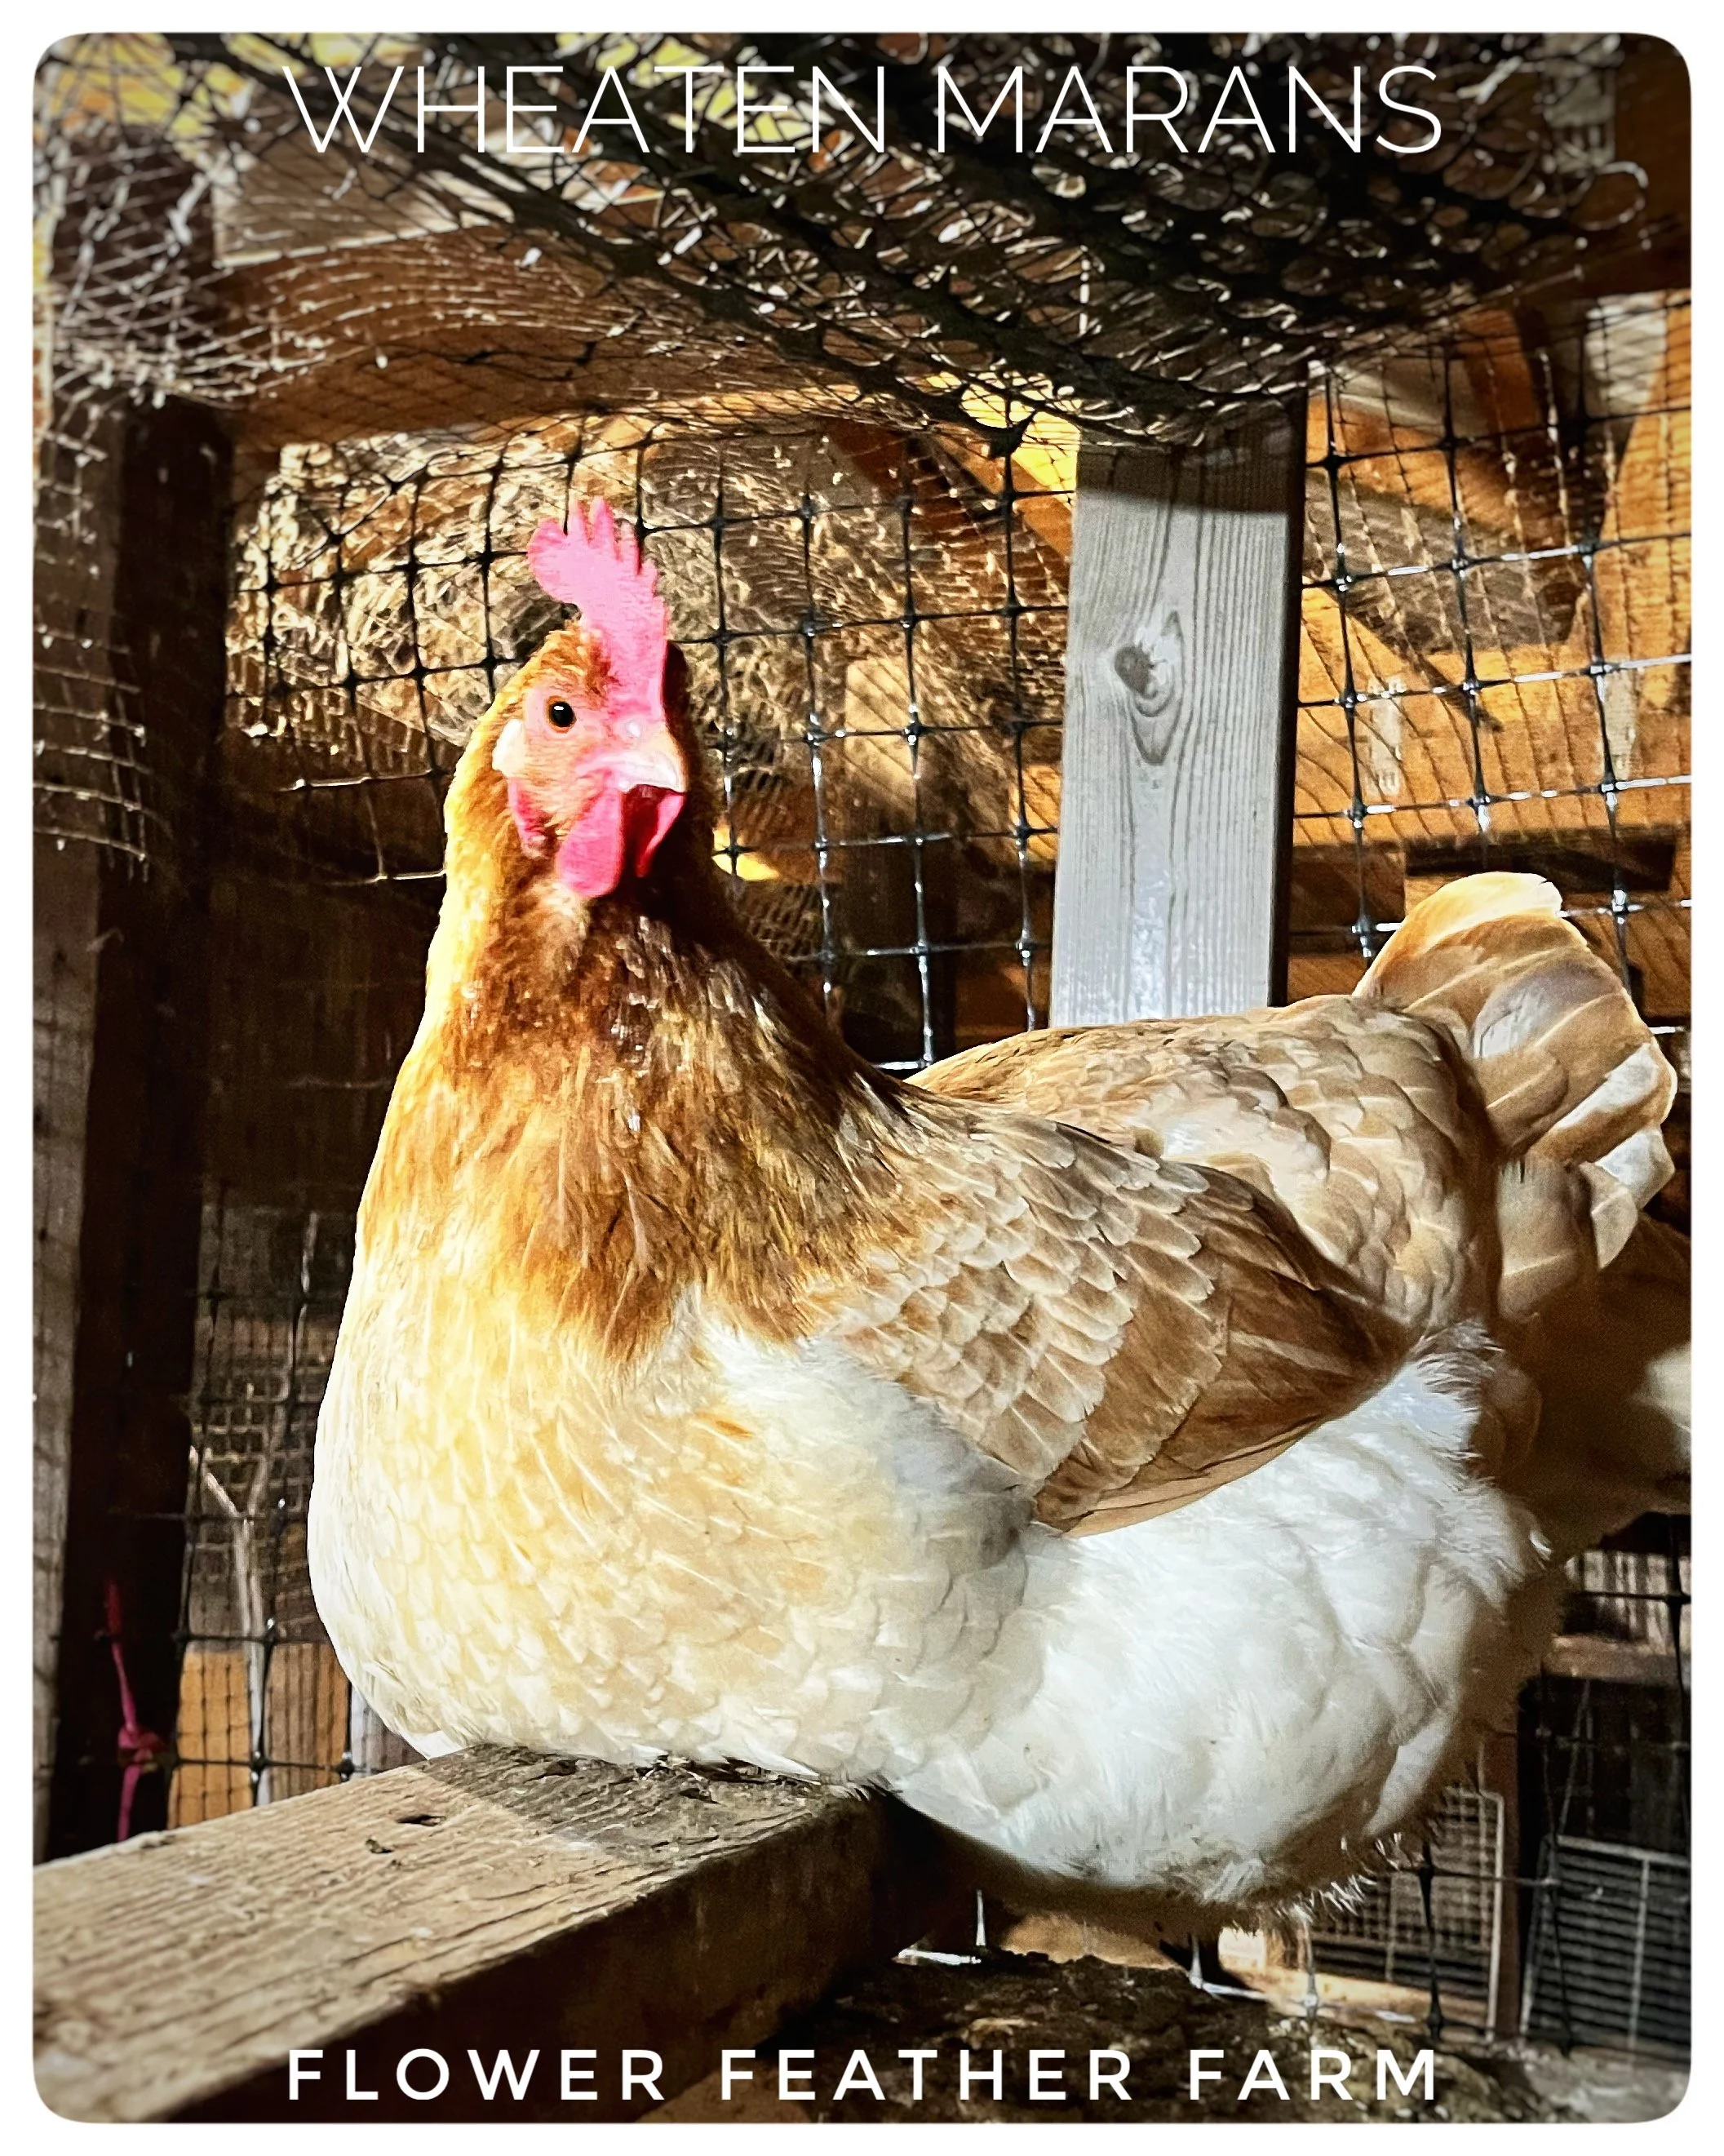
[575,721,687,798]
[558,717,689,899]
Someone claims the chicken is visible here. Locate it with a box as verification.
[1510,1213,1690,1559]
[310,504,1679,1932]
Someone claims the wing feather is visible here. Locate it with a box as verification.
[812,1099,1399,1533]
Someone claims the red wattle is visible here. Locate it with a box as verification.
[627,787,684,879]
[556,783,627,898]
[556,784,684,898]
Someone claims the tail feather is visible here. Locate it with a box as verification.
[1357,874,1676,1302]
[1509,1217,1691,1557]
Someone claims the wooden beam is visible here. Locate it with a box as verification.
[1540,1635,1682,1688]
[42,390,233,1858]
[33,838,102,1859]
[1050,401,1305,1024]
[34,1746,958,2123]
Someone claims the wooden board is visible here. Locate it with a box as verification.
[1050,404,1304,1024]
[35,1746,956,2123]
[32,839,102,1860]
[43,392,233,1858]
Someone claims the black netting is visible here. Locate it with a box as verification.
[1294,291,1690,1231]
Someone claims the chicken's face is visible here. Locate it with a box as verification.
[490,632,689,901]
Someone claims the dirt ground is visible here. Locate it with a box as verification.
[650,1948,1688,2124]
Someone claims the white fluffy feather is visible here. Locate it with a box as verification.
[317,1307,1555,1929]
[892,1331,1557,1923]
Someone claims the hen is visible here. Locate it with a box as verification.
[311,505,1680,1931]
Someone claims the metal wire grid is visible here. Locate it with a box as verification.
[32,29,1674,885]
[1292,291,1689,2053]
[31,33,1671,901]
[224,410,1072,1070]
[1536,1537,1690,1865]
[1518,1516,1691,2057]
[1522,1842,1689,2056]
[1292,1522,1690,2054]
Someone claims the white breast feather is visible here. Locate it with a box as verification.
[315,1280,1555,1926]
[889,1333,1556,1917]
[312,1311,1034,1782]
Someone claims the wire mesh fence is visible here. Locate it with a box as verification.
[1289,290,1689,2056]
[33,29,1688,2074]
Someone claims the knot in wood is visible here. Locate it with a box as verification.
[1113,615,1184,761]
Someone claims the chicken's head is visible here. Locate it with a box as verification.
[490,503,689,900]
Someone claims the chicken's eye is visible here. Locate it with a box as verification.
[546,699,576,730]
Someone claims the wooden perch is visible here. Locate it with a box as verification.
[34,1746,958,2123]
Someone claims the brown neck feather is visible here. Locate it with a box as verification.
[371,685,917,1360]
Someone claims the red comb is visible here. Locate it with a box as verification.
[527,500,668,685]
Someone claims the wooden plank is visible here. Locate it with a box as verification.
[43,387,233,1858]
[33,837,102,1860]
[34,1746,957,2123]
[1051,402,1305,1023]
[1541,1635,1681,1688]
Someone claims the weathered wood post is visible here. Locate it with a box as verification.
[1051,401,1306,1023]
[41,390,232,1857]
